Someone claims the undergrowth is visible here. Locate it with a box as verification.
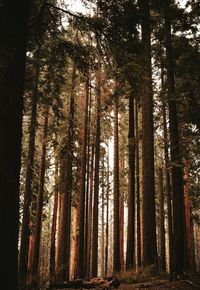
[116,264,165,284]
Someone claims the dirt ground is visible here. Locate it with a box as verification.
[118,273,200,289]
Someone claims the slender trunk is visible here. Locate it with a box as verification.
[105,152,109,276]
[113,95,121,273]
[57,65,76,281]
[140,0,158,268]
[87,144,95,277]
[50,143,59,283]
[27,234,35,283]
[85,78,92,278]
[126,94,135,270]
[91,73,101,277]
[19,47,41,285]
[31,108,49,286]
[158,167,166,272]
[135,97,141,268]
[101,163,105,277]
[183,159,194,270]
[161,65,174,277]
[75,75,89,278]
[120,157,125,271]
[55,192,62,274]
[163,0,186,277]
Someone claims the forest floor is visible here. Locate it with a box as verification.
[118,273,200,289]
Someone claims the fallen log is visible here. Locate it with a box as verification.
[48,276,120,289]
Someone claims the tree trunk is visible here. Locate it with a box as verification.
[161,64,174,277]
[126,94,136,270]
[120,157,125,271]
[19,46,41,286]
[183,159,195,270]
[140,0,158,268]
[75,74,89,279]
[57,64,76,281]
[50,152,59,283]
[0,3,29,288]
[84,74,92,278]
[163,0,186,278]
[158,167,166,272]
[105,151,110,277]
[113,95,121,273]
[87,144,95,278]
[101,162,105,277]
[31,108,49,286]
[135,97,141,268]
[91,73,101,277]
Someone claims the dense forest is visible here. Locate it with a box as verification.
[0,0,200,289]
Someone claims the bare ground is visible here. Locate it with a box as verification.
[118,273,200,290]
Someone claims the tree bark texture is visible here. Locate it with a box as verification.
[75,75,89,279]
[135,98,141,268]
[113,96,121,273]
[163,0,186,277]
[126,94,136,270]
[50,151,59,283]
[31,108,49,286]
[0,2,29,288]
[19,47,41,285]
[140,0,158,268]
[91,73,101,277]
[57,65,76,281]
[158,167,166,272]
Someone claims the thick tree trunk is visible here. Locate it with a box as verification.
[113,96,121,273]
[91,73,101,277]
[135,98,141,268]
[19,47,41,286]
[140,0,158,268]
[57,64,76,281]
[163,0,186,278]
[31,109,49,286]
[126,94,136,270]
[0,2,29,288]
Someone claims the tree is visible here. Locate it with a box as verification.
[31,108,49,286]
[0,1,30,289]
[163,0,186,278]
[126,93,136,270]
[113,94,121,273]
[75,73,89,278]
[140,0,158,268]
[56,64,77,281]
[91,71,101,277]
[19,46,41,286]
